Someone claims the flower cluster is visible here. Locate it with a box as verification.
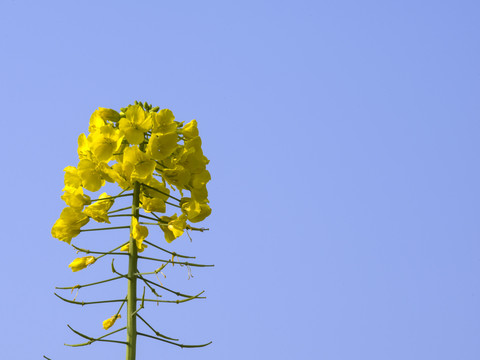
[51,102,211,249]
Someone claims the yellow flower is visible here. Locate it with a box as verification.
[158,213,187,243]
[132,217,148,246]
[146,131,178,161]
[191,185,209,203]
[123,146,156,183]
[140,178,170,213]
[89,107,120,134]
[177,137,209,174]
[152,109,177,134]
[120,217,149,252]
[162,165,190,190]
[83,193,114,223]
[103,314,121,330]
[119,105,152,145]
[180,198,211,223]
[77,133,96,161]
[190,169,211,189]
[68,256,96,272]
[61,186,91,210]
[120,242,148,253]
[97,107,121,123]
[87,125,123,162]
[88,109,106,134]
[77,159,105,192]
[62,166,83,191]
[109,163,132,190]
[51,207,90,243]
[181,119,199,139]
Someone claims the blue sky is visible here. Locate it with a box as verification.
[1,1,479,359]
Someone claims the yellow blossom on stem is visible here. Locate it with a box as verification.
[77,159,105,192]
[97,107,121,123]
[121,217,148,252]
[62,166,83,191]
[119,105,152,145]
[146,131,178,161]
[162,165,191,190]
[181,119,199,139]
[61,187,91,210]
[191,185,209,203]
[180,198,211,223]
[77,133,96,161]
[151,109,177,134]
[51,207,90,243]
[123,146,156,183]
[108,162,132,190]
[158,213,187,243]
[87,125,123,162]
[140,178,170,213]
[83,193,114,223]
[68,256,96,272]
[190,169,211,189]
[103,314,121,330]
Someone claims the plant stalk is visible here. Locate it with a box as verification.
[126,180,140,360]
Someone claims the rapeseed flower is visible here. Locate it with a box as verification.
[68,256,96,272]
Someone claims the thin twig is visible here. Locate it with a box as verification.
[80,226,130,232]
[138,332,212,348]
[65,325,127,347]
[141,183,181,202]
[138,255,214,267]
[143,240,195,259]
[136,314,179,341]
[56,276,123,290]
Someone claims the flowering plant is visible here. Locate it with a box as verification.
[49,101,212,359]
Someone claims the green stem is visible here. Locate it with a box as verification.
[55,276,123,290]
[152,290,205,304]
[54,293,126,305]
[137,255,215,267]
[90,193,133,202]
[109,214,134,219]
[80,226,130,232]
[115,296,128,318]
[137,274,202,298]
[54,292,204,305]
[136,314,179,341]
[65,325,127,347]
[143,240,195,259]
[137,332,212,348]
[141,183,181,202]
[71,242,129,260]
[108,206,132,214]
[139,214,167,223]
[126,178,141,360]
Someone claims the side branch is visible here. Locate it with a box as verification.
[140,290,205,304]
[65,325,127,347]
[136,314,179,341]
[90,193,133,202]
[71,242,129,258]
[138,255,214,267]
[54,293,125,305]
[143,240,195,259]
[141,183,181,202]
[80,226,130,232]
[137,273,203,299]
[56,275,123,290]
[137,332,212,348]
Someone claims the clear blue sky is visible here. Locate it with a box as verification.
[1,1,479,359]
